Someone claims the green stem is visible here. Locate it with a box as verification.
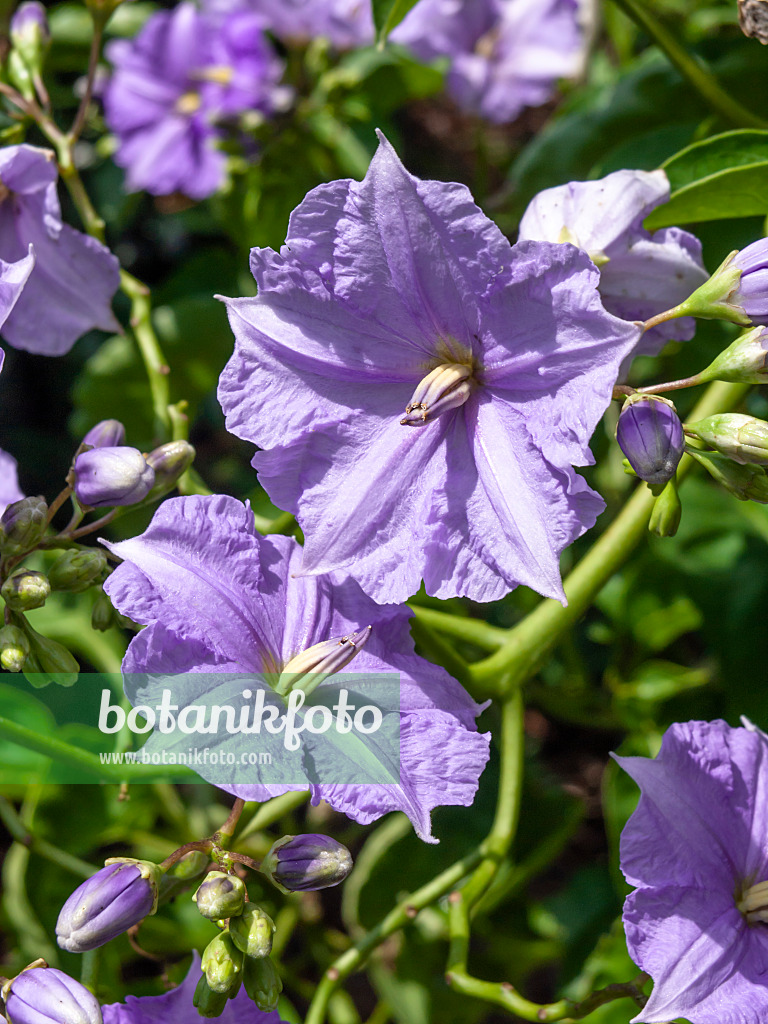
[120,270,172,439]
[68,11,106,145]
[609,0,766,128]
[79,949,103,996]
[57,158,106,241]
[0,795,98,877]
[409,616,472,690]
[236,790,310,840]
[408,605,508,651]
[468,380,750,697]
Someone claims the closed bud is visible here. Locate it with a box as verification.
[1,496,48,554]
[228,903,275,959]
[73,447,155,509]
[616,394,684,489]
[675,249,749,326]
[158,850,209,903]
[91,589,115,632]
[4,965,102,1024]
[686,413,768,466]
[688,448,768,502]
[697,326,768,385]
[20,620,78,688]
[0,624,29,672]
[192,975,230,1018]
[48,549,107,593]
[201,932,244,994]
[193,871,246,921]
[145,441,195,493]
[2,569,50,611]
[56,858,162,953]
[82,419,126,450]
[242,955,282,1012]
[262,834,353,894]
[276,626,372,696]
[10,3,50,68]
[649,477,682,538]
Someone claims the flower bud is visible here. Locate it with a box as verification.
[4,965,102,1024]
[91,588,115,632]
[47,549,107,593]
[616,394,684,488]
[242,955,282,1012]
[82,420,126,450]
[56,858,162,953]
[201,932,244,994]
[193,871,246,921]
[686,413,768,466]
[0,624,29,672]
[649,477,682,538]
[229,903,275,959]
[9,2,50,76]
[2,569,50,611]
[192,976,229,1019]
[0,497,48,555]
[158,849,209,904]
[73,447,155,509]
[20,621,79,688]
[696,326,768,384]
[145,441,195,493]
[262,834,353,894]
[688,448,768,502]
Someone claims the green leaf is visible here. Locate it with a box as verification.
[372,0,420,41]
[645,129,768,228]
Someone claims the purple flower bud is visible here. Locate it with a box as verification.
[733,238,768,324]
[616,395,684,488]
[82,420,126,449]
[56,858,161,953]
[261,834,353,894]
[73,447,155,508]
[4,965,102,1024]
[10,2,50,60]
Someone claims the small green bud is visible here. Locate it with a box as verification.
[158,850,210,903]
[2,569,50,611]
[696,326,768,385]
[91,588,116,632]
[201,932,244,994]
[0,624,30,672]
[193,871,247,921]
[229,903,275,959]
[0,496,48,555]
[686,413,768,466]
[146,441,196,495]
[21,620,79,687]
[48,549,108,593]
[242,955,282,1012]
[688,448,768,503]
[649,477,682,538]
[193,974,230,1018]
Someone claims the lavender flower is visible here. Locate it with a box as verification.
[102,953,286,1024]
[73,447,155,508]
[392,0,585,123]
[205,0,374,49]
[0,450,24,520]
[0,146,120,355]
[103,3,288,199]
[218,133,642,605]
[4,966,102,1024]
[82,419,126,449]
[103,494,491,843]
[56,859,161,952]
[519,168,709,355]
[615,720,768,1024]
[616,395,684,487]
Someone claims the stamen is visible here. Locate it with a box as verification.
[275,626,372,697]
[175,91,202,114]
[737,879,768,923]
[400,363,473,427]
[191,65,234,85]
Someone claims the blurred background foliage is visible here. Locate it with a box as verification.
[0,0,766,1021]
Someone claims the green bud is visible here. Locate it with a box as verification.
[201,932,244,994]
[696,326,768,385]
[229,903,275,959]
[0,496,48,555]
[158,850,210,904]
[649,477,682,538]
[686,413,768,466]
[688,448,768,503]
[193,974,230,1018]
[20,620,79,687]
[7,48,35,102]
[193,871,247,921]
[2,569,50,611]
[91,588,116,632]
[673,250,749,327]
[48,549,108,593]
[242,955,282,1012]
[146,441,195,495]
[0,624,29,672]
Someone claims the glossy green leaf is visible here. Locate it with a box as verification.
[372,0,420,41]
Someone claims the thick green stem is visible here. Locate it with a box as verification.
[609,0,766,128]
[408,605,508,651]
[468,381,749,697]
[237,790,310,840]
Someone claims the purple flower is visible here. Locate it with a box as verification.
[73,447,155,508]
[103,3,288,199]
[56,859,161,953]
[615,720,768,1024]
[392,0,585,123]
[262,833,352,893]
[732,238,768,323]
[204,0,374,49]
[102,494,491,843]
[217,133,642,605]
[519,168,709,356]
[616,395,684,487]
[82,419,126,449]
[0,449,24,520]
[0,146,120,355]
[4,966,102,1024]
[103,953,286,1024]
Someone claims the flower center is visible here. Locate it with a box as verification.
[175,91,202,115]
[274,626,372,697]
[192,65,234,85]
[736,879,768,924]
[400,363,473,427]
